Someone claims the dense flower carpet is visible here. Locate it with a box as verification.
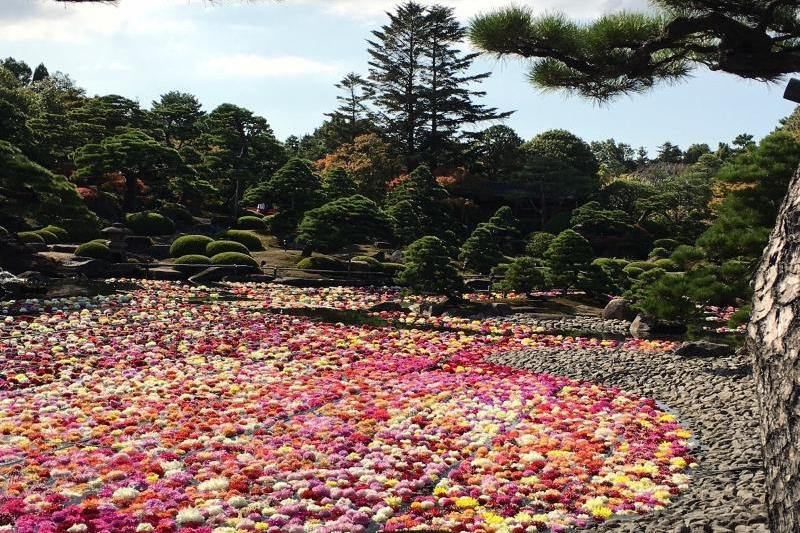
[0,282,695,533]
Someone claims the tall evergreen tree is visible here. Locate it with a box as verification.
[368,2,508,167]
[151,91,205,149]
[326,73,375,143]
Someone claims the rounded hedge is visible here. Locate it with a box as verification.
[75,241,112,260]
[170,235,214,258]
[652,258,679,271]
[622,266,645,279]
[159,203,193,224]
[174,254,211,265]
[296,255,346,271]
[351,255,381,270]
[653,238,681,252]
[35,230,59,244]
[210,252,260,268]
[648,247,670,260]
[206,240,250,256]
[125,212,176,236]
[17,231,45,244]
[43,225,70,242]
[627,261,657,271]
[220,230,264,251]
[236,215,266,231]
[379,262,405,275]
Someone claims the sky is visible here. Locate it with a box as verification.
[0,0,797,154]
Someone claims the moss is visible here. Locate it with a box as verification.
[17,231,45,244]
[206,240,251,256]
[652,258,679,271]
[379,262,405,275]
[42,225,70,242]
[219,230,264,251]
[209,252,260,269]
[75,241,112,260]
[169,235,214,258]
[35,230,59,244]
[351,255,381,269]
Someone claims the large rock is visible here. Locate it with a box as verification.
[675,340,735,358]
[630,314,655,338]
[465,279,492,292]
[603,298,636,321]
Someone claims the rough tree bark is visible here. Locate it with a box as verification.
[748,166,800,533]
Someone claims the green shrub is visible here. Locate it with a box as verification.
[397,236,463,296]
[652,258,679,271]
[349,260,372,272]
[296,255,347,271]
[220,230,264,251]
[670,245,706,270]
[351,255,381,269]
[210,252,259,268]
[0,226,7,237]
[653,238,680,251]
[236,215,266,231]
[496,257,548,294]
[729,305,751,328]
[648,247,669,260]
[159,203,193,224]
[206,240,251,256]
[75,241,112,260]
[125,212,176,236]
[17,231,45,244]
[90,238,110,245]
[622,266,645,279]
[170,235,214,258]
[35,230,59,244]
[491,263,510,277]
[42,225,69,242]
[525,232,556,258]
[592,257,631,292]
[174,255,211,265]
[379,262,405,275]
[626,261,657,271]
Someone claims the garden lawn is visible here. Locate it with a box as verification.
[0,282,695,533]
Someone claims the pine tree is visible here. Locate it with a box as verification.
[368,2,508,167]
[325,73,374,143]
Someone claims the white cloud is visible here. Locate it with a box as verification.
[198,54,343,78]
[294,0,652,22]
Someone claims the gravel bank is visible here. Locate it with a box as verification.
[501,314,631,335]
[487,345,767,533]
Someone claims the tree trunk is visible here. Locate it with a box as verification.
[748,165,800,533]
[124,175,137,213]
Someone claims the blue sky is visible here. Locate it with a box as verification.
[1,0,796,154]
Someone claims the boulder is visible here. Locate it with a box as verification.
[370,251,386,262]
[630,314,655,338]
[387,250,404,263]
[50,244,78,254]
[603,298,636,321]
[374,241,393,249]
[490,302,513,316]
[675,341,735,358]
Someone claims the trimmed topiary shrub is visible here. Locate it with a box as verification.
[670,245,706,271]
[90,239,110,245]
[236,216,266,231]
[296,255,347,271]
[174,255,211,265]
[173,254,211,274]
[170,235,214,258]
[220,230,264,251]
[653,238,681,252]
[351,256,381,270]
[206,240,250,257]
[75,241,112,260]
[622,266,645,279]
[159,203,193,225]
[379,262,405,276]
[648,247,670,260]
[17,231,45,244]
[43,225,69,242]
[35,230,59,244]
[125,212,176,236]
[626,261,657,272]
[652,258,679,271]
[210,252,260,269]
